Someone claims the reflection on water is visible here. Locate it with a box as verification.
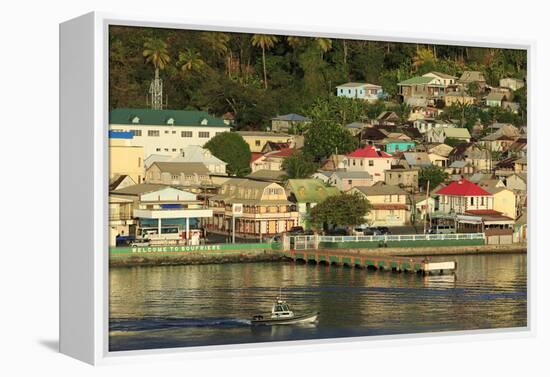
[109,253,527,351]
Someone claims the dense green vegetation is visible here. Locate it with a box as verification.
[419,166,449,191]
[281,152,319,180]
[110,26,527,131]
[203,132,251,176]
[309,192,371,232]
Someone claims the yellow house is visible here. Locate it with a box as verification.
[109,135,145,184]
[237,131,295,153]
[207,178,299,236]
[349,185,410,226]
[444,92,476,106]
[486,187,517,219]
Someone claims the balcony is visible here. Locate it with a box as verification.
[134,207,213,219]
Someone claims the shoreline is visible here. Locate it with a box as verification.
[109,243,527,268]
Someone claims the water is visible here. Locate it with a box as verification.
[109,253,527,351]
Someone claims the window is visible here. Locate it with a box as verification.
[156,148,161,152]
[148,130,160,137]
[164,148,169,152]
[255,140,261,146]
[348,180,352,185]
[470,197,474,206]
[199,131,210,138]
[172,148,177,152]
[181,131,193,138]
[132,129,142,137]
[138,157,141,167]
[172,175,179,180]
[172,130,176,134]
[481,197,485,205]
[369,160,374,167]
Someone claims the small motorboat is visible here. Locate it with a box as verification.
[251,296,319,326]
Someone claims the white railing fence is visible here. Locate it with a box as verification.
[316,233,485,243]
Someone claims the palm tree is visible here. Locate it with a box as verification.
[200,32,232,76]
[412,47,436,72]
[251,34,279,89]
[177,49,206,74]
[143,38,170,77]
[315,38,332,59]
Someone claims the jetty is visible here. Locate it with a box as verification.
[283,249,456,274]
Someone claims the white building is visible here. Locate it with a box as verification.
[144,145,227,175]
[109,108,231,159]
[336,82,383,102]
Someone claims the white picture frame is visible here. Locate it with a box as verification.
[59,11,535,365]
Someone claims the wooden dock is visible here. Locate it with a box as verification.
[283,249,457,274]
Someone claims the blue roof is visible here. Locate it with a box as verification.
[272,113,310,122]
[109,130,134,139]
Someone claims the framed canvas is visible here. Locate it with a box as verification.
[60,12,533,365]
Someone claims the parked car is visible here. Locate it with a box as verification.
[287,226,314,236]
[363,227,382,236]
[326,228,348,236]
[129,238,151,247]
[376,227,391,235]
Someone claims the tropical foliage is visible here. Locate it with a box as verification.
[309,192,371,232]
[203,132,251,176]
[418,166,449,192]
[281,153,319,179]
[110,26,527,128]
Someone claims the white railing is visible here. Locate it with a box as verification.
[316,233,485,243]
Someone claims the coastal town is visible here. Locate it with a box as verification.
[109,68,527,251]
[106,27,528,353]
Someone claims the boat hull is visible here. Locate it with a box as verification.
[251,312,319,326]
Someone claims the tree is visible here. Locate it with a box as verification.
[309,192,371,233]
[444,137,463,148]
[177,48,206,74]
[203,132,252,176]
[304,121,358,161]
[418,166,448,192]
[251,34,279,89]
[281,153,319,179]
[143,38,170,76]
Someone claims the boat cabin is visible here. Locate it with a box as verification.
[271,300,294,319]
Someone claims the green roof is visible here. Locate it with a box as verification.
[398,76,438,85]
[110,108,228,128]
[287,179,340,203]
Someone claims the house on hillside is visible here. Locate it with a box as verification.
[144,145,228,175]
[336,82,384,102]
[328,171,373,191]
[286,179,340,227]
[384,167,419,193]
[343,145,394,183]
[145,162,212,187]
[251,148,296,172]
[237,131,295,153]
[271,114,311,133]
[425,127,471,144]
[458,71,487,90]
[448,143,492,173]
[350,185,410,226]
[500,77,525,91]
[486,92,509,107]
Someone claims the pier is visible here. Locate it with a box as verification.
[283,249,457,274]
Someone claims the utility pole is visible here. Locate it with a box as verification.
[423,180,430,234]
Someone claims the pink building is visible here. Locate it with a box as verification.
[343,145,393,183]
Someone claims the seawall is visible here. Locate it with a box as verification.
[109,242,526,267]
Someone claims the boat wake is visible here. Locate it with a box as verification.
[109,317,252,332]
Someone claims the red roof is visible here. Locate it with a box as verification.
[268,147,296,157]
[465,209,503,215]
[435,178,492,197]
[250,153,264,162]
[347,145,392,158]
